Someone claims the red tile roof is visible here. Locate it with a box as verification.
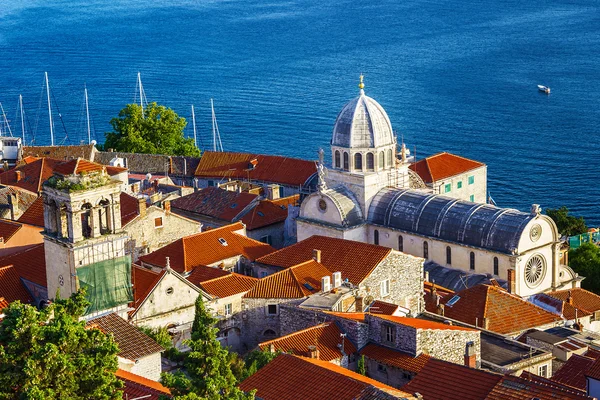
[244,260,331,299]
[486,374,591,400]
[86,313,163,361]
[198,272,258,299]
[131,265,164,312]
[424,281,455,313]
[409,152,485,183]
[171,186,258,221]
[0,265,34,307]
[256,235,391,285]
[368,300,400,316]
[116,369,170,399]
[325,312,367,323]
[53,158,105,176]
[240,195,298,230]
[372,314,476,332]
[585,357,600,380]
[194,151,317,187]
[186,265,230,283]
[239,353,410,399]
[139,223,275,274]
[518,371,588,397]
[17,196,44,227]
[0,243,46,287]
[552,354,595,391]
[120,192,140,226]
[0,219,23,243]
[439,284,561,334]
[259,323,356,362]
[547,288,600,314]
[359,343,430,373]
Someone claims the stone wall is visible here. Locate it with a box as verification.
[417,328,481,365]
[241,297,304,349]
[367,315,418,355]
[247,222,286,249]
[363,358,414,389]
[130,353,162,381]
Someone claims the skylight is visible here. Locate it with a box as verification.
[257,211,265,217]
[446,295,461,307]
[230,203,238,208]
[218,238,228,246]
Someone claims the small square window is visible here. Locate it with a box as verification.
[469,194,475,202]
[444,183,451,193]
[377,363,387,373]
[260,235,272,245]
[154,217,163,228]
[457,181,462,189]
[267,304,278,315]
[381,279,390,297]
[385,325,395,343]
[538,364,548,378]
[208,180,215,187]
[224,303,232,316]
[468,175,475,185]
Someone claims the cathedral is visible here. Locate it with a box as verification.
[297,77,580,298]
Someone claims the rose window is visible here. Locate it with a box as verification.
[525,255,545,287]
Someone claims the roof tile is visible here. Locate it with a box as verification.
[359,343,430,373]
[0,243,46,287]
[0,265,34,307]
[116,369,170,399]
[198,272,258,298]
[552,354,595,391]
[0,219,23,242]
[171,186,258,221]
[120,192,140,226]
[372,314,476,332]
[409,152,485,183]
[240,195,299,230]
[547,288,600,314]
[131,265,164,312]
[17,196,44,227]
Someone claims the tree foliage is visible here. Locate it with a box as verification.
[357,354,366,376]
[161,296,254,400]
[546,206,587,237]
[105,102,200,156]
[569,243,600,294]
[0,290,123,399]
[241,349,280,381]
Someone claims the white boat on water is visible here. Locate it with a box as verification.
[538,85,550,94]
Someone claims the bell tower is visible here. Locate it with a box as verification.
[42,159,132,317]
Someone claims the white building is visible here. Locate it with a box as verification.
[297,77,580,298]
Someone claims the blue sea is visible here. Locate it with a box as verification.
[1,0,599,224]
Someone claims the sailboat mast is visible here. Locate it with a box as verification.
[45,72,54,146]
[137,72,144,118]
[191,105,198,149]
[19,95,25,143]
[85,86,91,144]
[211,98,216,151]
[0,103,12,137]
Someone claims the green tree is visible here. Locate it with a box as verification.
[241,349,280,381]
[0,290,123,399]
[357,355,366,376]
[569,243,600,294]
[161,296,255,400]
[546,206,587,237]
[105,102,200,157]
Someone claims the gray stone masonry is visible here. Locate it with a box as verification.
[241,298,304,350]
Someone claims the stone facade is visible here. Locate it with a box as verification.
[247,222,287,249]
[364,358,416,389]
[430,165,487,204]
[241,297,304,349]
[119,352,162,381]
[124,205,201,261]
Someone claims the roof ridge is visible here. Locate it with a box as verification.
[289,267,310,297]
[37,157,46,192]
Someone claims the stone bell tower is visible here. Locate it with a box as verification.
[42,159,132,317]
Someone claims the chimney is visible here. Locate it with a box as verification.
[436,304,445,317]
[313,249,321,263]
[464,341,476,369]
[163,200,171,214]
[15,170,22,181]
[507,269,515,294]
[355,296,364,312]
[138,197,147,219]
[307,345,319,359]
[321,276,331,292]
[567,290,574,306]
[332,272,342,288]
[482,317,489,330]
[8,192,19,220]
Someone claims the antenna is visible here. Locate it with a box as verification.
[84,85,91,144]
[191,104,198,149]
[45,72,54,145]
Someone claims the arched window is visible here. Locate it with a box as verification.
[446,246,452,265]
[98,199,110,234]
[354,153,363,171]
[366,153,374,171]
[493,257,499,275]
[343,152,349,171]
[263,329,277,337]
[398,235,403,252]
[423,242,429,259]
[374,230,379,245]
[470,252,475,270]
[335,150,341,168]
[387,149,393,166]
[81,203,93,239]
[58,204,68,239]
[379,151,385,169]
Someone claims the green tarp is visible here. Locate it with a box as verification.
[76,255,133,315]
[568,232,600,250]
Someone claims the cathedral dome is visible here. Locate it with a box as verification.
[332,77,395,149]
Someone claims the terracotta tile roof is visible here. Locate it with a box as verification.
[585,348,600,359]
[22,144,96,161]
[198,272,258,298]
[402,358,502,400]
[171,186,258,222]
[359,343,430,373]
[259,323,356,361]
[0,243,46,287]
[131,265,164,312]
[0,219,23,243]
[439,284,561,334]
[186,265,230,283]
[0,265,34,306]
[552,354,595,391]
[547,288,600,314]
[53,158,105,176]
[116,369,171,399]
[139,223,275,273]
[518,371,588,396]
[244,259,331,299]
[240,195,299,230]
[239,353,410,400]
[17,196,44,227]
[0,158,62,193]
[256,235,391,285]
[325,312,366,323]
[86,313,163,361]
[368,300,401,316]
[409,152,485,183]
[120,192,140,226]
[373,314,476,332]
[530,293,593,320]
[423,281,455,313]
[585,357,600,380]
[194,151,317,187]
[486,374,591,400]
